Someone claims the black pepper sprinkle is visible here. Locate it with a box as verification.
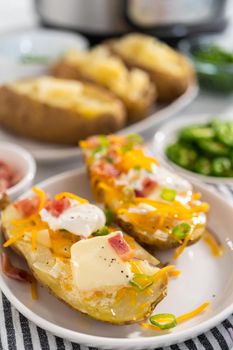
[121,270,124,273]
[126,275,129,278]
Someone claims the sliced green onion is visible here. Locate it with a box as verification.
[121,134,143,153]
[104,208,114,225]
[161,188,177,202]
[149,313,177,330]
[127,133,143,144]
[172,222,191,239]
[92,226,109,236]
[129,273,153,291]
[91,135,109,158]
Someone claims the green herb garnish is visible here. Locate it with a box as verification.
[172,222,191,239]
[161,188,177,202]
[104,208,114,225]
[92,226,110,237]
[19,54,50,64]
[129,273,153,291]
[149,313,177,330]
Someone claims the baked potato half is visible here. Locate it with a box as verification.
[51,46,156,122]
[106,33,195,102]
[1,189,168,324]
[0,77,126,145]
[80,134,209,250]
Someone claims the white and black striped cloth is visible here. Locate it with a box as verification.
[1,184,233,350]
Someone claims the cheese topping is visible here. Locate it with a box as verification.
[40,200,106,237]
[71,232,133,292]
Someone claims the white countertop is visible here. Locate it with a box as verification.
[1,0,233,183]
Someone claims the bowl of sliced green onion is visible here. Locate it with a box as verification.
[179,37,233,93]
[153,114,233,184]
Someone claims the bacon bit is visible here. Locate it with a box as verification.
[45,197,71,217]
[173,233,191,260]
[86,136,100,148]
[143,177,158,196]
[0,160,21,191]
[93,161,120,178]
[1,253,32,282]
[203,231,223,257]
[108,232,133,260]
[14,196,40,217]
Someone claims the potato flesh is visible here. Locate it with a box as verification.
[1,205,166,324]
[9,77,122,118]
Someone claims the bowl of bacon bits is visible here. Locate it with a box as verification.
[0,142,36,199]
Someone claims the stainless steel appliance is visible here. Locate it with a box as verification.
[35,0,227,39]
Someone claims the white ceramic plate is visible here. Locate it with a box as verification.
[0,82,198,163]
[153,114,233,185]
[1,168,233,349]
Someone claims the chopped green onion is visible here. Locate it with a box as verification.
[161,188,177,202]
[133,166,142,171]
[172,222,191,239]
[91,135,109,158]
[92,226,109,236]
[127,133,143,144]
[149,313,177,330]
[104,208,114,225]
[121,134,143,153]
[129,273,153,291]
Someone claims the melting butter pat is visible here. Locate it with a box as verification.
[71,232,133,292]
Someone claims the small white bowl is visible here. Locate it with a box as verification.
[0,28,89,83]
[153,114,233,185]
[0,142,36,199]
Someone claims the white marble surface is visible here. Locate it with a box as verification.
[1,0,233,183]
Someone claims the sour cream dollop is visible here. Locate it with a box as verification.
[40,200,106,237]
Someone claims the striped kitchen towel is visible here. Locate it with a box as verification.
[0,184,233,350]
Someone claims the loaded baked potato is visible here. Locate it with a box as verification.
[80,134,209,250]
[0,77,126,145]
[51,46,156,122]
[106,33,195,102]
[1,189,169,324]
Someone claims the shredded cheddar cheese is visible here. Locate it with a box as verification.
[153,265,175,281]
[32,187,46,212]
[176,302,210,323]
[203,231,223,257]
[55,192,88,203]
[168,269,181,278]
[173,233,191,260]
[3,231,25,247]
[31,278,38,300]
[31,229,37,251]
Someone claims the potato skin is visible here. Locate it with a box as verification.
[117,215,204,250]
[1,205,167,324]
[51,59,156,123]
[0,85,126,145]
[106,39,195,103]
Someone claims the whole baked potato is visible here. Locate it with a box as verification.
[106,33,195,102]
[51,46,156,123]
[0,77,126,145]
